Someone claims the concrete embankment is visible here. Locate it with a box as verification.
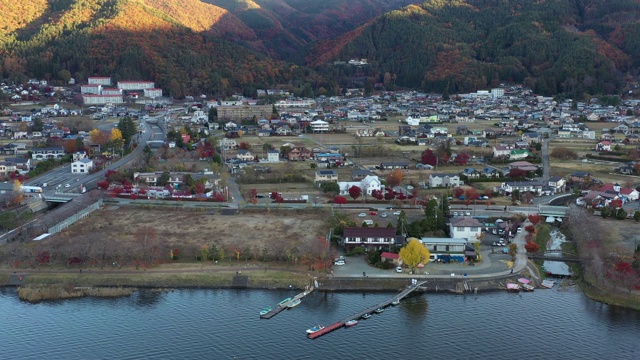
[318,276,522,293]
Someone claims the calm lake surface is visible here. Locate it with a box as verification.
[1,284,639,359]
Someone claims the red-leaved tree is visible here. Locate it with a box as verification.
[348,185,362,201]
[421,149,438,166]
[525,225,536,233]
[525,241,540,253]
[528,214,542,225]
[453,187,465,199]
[333,195,348,205]
[455,152,470,166]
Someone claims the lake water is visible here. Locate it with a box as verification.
[1,285,639,359]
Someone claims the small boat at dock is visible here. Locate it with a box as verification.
[506,283,521,292]
[361,313,372,319]
[521,283,535,292]
[391,299,400,306]
[374,308,384,314]
[288,299,301,308]
[277,297,292,307]
[306,325,325,334]
[259,307,271,316]
[345,320,358,327]
[541,280,556,289]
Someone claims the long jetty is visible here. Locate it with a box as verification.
[260,284,315,319]
[308,280,427,339]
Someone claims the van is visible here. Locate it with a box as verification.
[362,220,374,226]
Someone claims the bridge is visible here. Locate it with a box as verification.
[527,249,580,262]
[538,205,569,219]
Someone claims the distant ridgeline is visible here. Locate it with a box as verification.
[0,0,638,98]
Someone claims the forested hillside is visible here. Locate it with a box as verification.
[0,0,639,98]
[205,0,423,62]
[309,0,640,97]
[0,0,330,97]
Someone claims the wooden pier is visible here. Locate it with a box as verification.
[307,281,427,339]
[260,284,315,319]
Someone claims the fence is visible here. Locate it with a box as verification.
[47,199,103,235]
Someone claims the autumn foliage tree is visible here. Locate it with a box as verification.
[348,185,361,201]
[527,214,542,225]
[454,152,470,165]
[386,169,404,188]
[399,238,430,272]
[524,225,536,233]
[525,241,540,253]
[333,195,347,205]
[421,149,438,166]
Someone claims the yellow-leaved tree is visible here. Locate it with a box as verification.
[399,238,430,273]
[89,129,107,146]
[110,128,125,149]
[12,179,23,206]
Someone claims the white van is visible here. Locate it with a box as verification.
[362,220,374,226]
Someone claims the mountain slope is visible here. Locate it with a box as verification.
[0,0,315,97]
[205,0,424,62]
[309,0,640,96]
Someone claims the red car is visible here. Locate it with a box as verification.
[369,211,378,215]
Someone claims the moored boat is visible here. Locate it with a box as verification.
[345,319,358,327]
[306,325,325,334]
[288,299,301,308]
[391,299,400,306]
[521,283,535,292]
[259,307,271,316]
[361,313,372,319]
[374,307,384,314]
[506,283,521,292]
[541,279,556,289]
[277,297,292,307]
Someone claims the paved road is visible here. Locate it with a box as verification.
[541,139,550,182]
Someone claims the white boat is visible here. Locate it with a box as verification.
[306,325,325,334]
[361,313,372,319]
[541,280,556,289]
[288,299,301,308]
[277,297,292,307]
[374,308,384,314]
[521,283,535,292]
[391,299,400,306]
[345,319,358,327]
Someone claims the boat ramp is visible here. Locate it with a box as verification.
[260,284,315,319]
[307,280,427,339]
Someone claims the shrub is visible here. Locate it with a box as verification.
[550,147,578,160]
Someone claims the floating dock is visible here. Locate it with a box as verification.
[260,284,315,319]
[307,281,427,339]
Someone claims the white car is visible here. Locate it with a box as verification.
[465,211,471,216]
[396,266,403,273]
[334,260,345,266]
[453,211,459,217]
[381,213,388,218]
[64,184,70,188]
[393,211,402,216]
[358,213,366,217]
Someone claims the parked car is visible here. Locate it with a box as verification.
[334,260,345,266]
[492,241,506,247]
[395,266,403,273]
[393,211,402,216]
[453,211,459,217]
[381,213,388,218]
[465,211,471,216]
[358,213,366,217]
[369,211,378,215]
[517,227,522,233]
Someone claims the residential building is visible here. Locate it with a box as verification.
[315,170,338,183]
[380,252,402,266]
[449,217,483,242]
[380,161,410,170]
[500,181,544,195]
[342,227,399,252]
[72,151,87,161]
[351,169,373,181]
[117,81,155,91]
[144,88,163,98]
[71,158,93,174]
[80,84,101,94]
[288,146,312,161]
[31,147,65,160]
[216,105,273,121]
[83,94,124,105]
[88,77,111,86]
[218,138,237,151]
[547,176,566,193]
[428,173,462,188]
[236,149,254,161]
[338,175,382,196]
[267,150,280,162]
[309,120,329,132]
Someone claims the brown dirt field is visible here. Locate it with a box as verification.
[55,207,329,252]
